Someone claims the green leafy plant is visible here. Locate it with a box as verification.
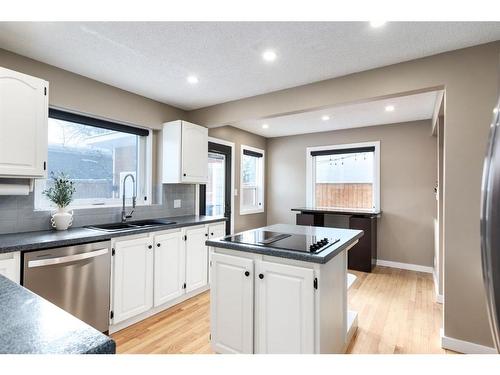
[43,172,76,208]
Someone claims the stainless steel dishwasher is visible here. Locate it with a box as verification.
[23,241,111,333]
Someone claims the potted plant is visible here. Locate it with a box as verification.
[43,172,76,230]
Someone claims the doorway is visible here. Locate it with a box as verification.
[199,141,232,234]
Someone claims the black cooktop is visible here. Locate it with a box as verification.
[222,230,340,254]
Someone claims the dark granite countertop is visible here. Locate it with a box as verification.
[0,215,226,254]
[0,274,115,354]
[206,223,363,264]
[291,207,381,217]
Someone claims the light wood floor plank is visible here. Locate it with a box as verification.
[112,266,456,354]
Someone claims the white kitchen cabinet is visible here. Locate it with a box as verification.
[154,229,185,307]
[0,252,20,284]
[208,222,226,239]
[161,120,208,184]
[210,253,254,354]
[0,67,48,178]
[112,236,154,324]
[185,225,209,293]
[255,261,315,354]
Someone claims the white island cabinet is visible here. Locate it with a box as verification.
[208,224,361,354]
[0,67,48,178]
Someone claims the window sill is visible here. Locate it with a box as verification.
[34,202,155,213]
[240,207,265,216]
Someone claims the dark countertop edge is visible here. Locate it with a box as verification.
[206,230,363,264]
[0,274,115,354]
[291,207,381,217]
[0,216,227,254]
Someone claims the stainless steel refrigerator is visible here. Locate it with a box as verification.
[481,99,500,352]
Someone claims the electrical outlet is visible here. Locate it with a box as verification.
[174,199,181,208]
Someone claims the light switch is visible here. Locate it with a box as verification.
[174,199,181,208]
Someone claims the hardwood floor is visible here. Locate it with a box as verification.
[112,266,454,354]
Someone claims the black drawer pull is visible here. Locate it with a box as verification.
[156,243,161,247]
[245,271,250,277]
[258,273,264,279]
[148,245,153,249]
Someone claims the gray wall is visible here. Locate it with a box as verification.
[206,126,267,233]
[189,42,500,348]
[266,120,437,267]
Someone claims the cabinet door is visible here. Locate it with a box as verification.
[185,226,209,293]
[0,252,20,284]
[0,67,48,177]
[211,253,254,354]
[112,236,154,324]
[154,230,185,307]
[181,121,208,183]
[208,222,226,239]
[255,261,315,353]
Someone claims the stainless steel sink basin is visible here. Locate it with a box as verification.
[87,219,176,232]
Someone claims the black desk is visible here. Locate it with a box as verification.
[291,207,380,272]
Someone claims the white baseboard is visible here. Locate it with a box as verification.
[440,329,497,354]
[376,259,433,274]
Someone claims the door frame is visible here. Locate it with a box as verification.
[196,137,235,234]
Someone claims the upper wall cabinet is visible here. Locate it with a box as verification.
[0,67,48,178]
[161,120,208,184]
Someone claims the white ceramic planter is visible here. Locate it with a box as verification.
[51,207,74,231]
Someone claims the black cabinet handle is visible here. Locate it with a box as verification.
[205,233,208,237]
[183,173,187,177]
[258,273,264,279]
[148,245,153,249]
[211,233,214,236]
[156,243,161,247]
[245,271,250,277]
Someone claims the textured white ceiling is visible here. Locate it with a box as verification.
[0,22,498,110]
[234,91,440,138]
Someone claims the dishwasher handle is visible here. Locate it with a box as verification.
[28,248,109,268]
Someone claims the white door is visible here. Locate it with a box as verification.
[0,67,48,178]
[154,230,185,307]
[185,225,209,293]
[211,253,254,354]
[112,236,154,324]
[255,261,315,354]
[181,121,208,183]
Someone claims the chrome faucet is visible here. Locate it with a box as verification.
[121,173,137,223]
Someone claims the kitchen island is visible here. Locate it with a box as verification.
[206,223,363,354]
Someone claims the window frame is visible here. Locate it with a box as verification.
[34,108,153,211]
[306,141,380,213]
[240,144,265,215]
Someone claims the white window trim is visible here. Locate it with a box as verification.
[306,141,380,213]
[240,144,265,215]
[34,118,154,212]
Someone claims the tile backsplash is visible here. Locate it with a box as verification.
[0,184,196,234]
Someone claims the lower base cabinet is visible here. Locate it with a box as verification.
[210,253,254,354]
[110,221,225,330]
[112,236,154,324]
[210,252,316,354]
[0,252,20,284]
[255,261,315,354]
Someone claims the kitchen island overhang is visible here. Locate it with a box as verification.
[206,223,363,354]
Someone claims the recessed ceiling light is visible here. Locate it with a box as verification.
[187,75,199,84]
[262,124,269,129]
[321,115,330,121]
[385,105,395,112]
[370,21,387,28]
[262,50,277,62]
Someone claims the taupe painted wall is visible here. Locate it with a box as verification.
[206,126,267,232]
[190,42,500,348]
[0,48,186,129]
[267,120,437,267]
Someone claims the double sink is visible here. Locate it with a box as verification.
[87,219,177,233]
